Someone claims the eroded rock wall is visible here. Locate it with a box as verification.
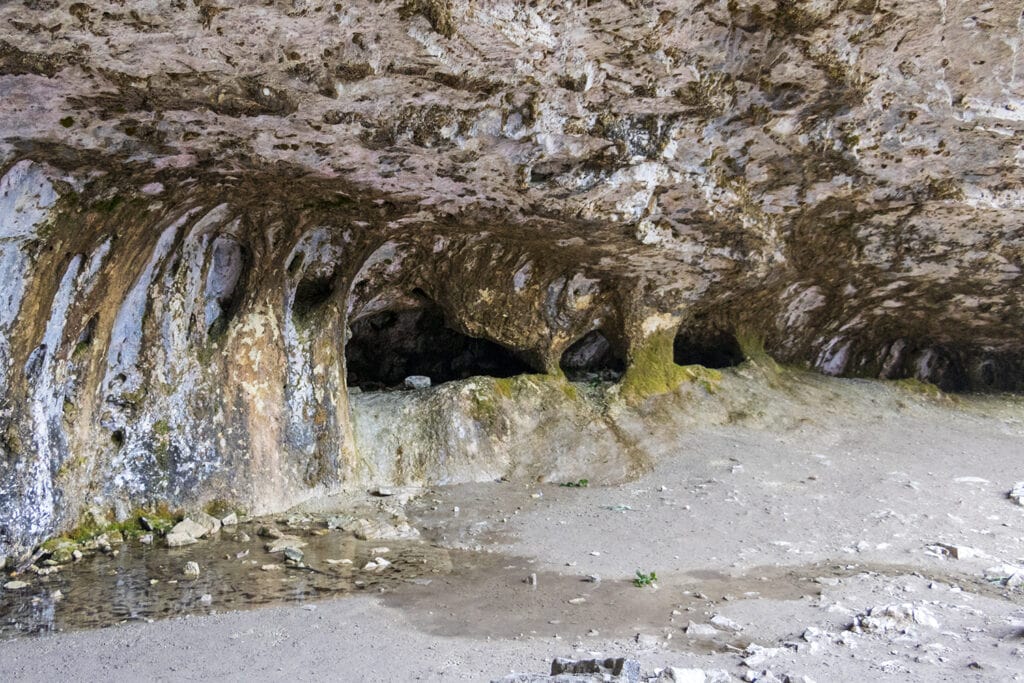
[1,0,1023,557]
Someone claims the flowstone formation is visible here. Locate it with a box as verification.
[1,0,1022,560]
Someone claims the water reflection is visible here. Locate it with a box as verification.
[0,523,452,638]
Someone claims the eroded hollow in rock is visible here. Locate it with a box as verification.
[559,330,625,382]
[673,329,745,369]
[875,342,969,392]
[293,274,336,319]
[345,300,534,390]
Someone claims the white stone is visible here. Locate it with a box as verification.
[404,375,431,390]
[742,644,783,668]
[933,543,983,560]
[348,518,420,541]
[684,622,720,639]
[165,530,198,548]
[183,561,200,578]
[659,668,707,683]
[854,603,940,633]
[710,614,742,632]
[264,536,307,553]
[167,518,208,547]
[193,512,222,536]
[1009,482,1024,506]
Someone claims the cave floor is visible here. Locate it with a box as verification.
[2,377,1024,682]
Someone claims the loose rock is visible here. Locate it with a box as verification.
[742,644,783,668]
[348,518,420,541]
[551,658,640,682]
[264,536,307,554]
[710,614,743,632]
[851,603,940,633]
[193,512,222,536]
[1008,482,1024,506]
[930,543,983,559]
[684,622,720,639]
[404,375,431,390]
[166,519,208,547]
[657,668,706,683]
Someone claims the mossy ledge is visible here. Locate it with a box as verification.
[620,330,722,402]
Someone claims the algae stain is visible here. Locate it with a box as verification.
[736,327,781,372]
[892,377,945,398]
[620,330,721,401]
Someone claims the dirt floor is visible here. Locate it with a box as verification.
[2,373,1024,681]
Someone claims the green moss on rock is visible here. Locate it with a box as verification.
[892,377,944,398]
[203,499,235,519]
[621,330,722,401]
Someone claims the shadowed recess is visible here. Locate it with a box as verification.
[293,274,335,319]
[345,299,534,390]
[559,330,625,382]
[873,342,964,392]
[673,328,745,369]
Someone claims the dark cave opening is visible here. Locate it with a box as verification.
[875,343,975,393]
[673,329,745,369]
[559,330,625,382]
[345,301,534,390]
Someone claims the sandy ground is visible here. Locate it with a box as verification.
[2,374,1024,682]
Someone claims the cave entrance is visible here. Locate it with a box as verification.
[673,328,745,368]
[559,330,625,382]
[345,301,533,391]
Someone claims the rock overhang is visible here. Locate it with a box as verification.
[1,0,1023,557]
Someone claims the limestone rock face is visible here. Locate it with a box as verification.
[0,0,1022,557]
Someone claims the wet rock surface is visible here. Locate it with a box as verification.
[0,509,453,638]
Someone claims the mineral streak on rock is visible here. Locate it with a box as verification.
[0,0,1022,558]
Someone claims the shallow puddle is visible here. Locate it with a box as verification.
[0,521,452,638]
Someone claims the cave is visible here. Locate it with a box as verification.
[4,3,1024,676]
[345,301,534,390]
[559,330,625,382]
[673,329,745,369]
